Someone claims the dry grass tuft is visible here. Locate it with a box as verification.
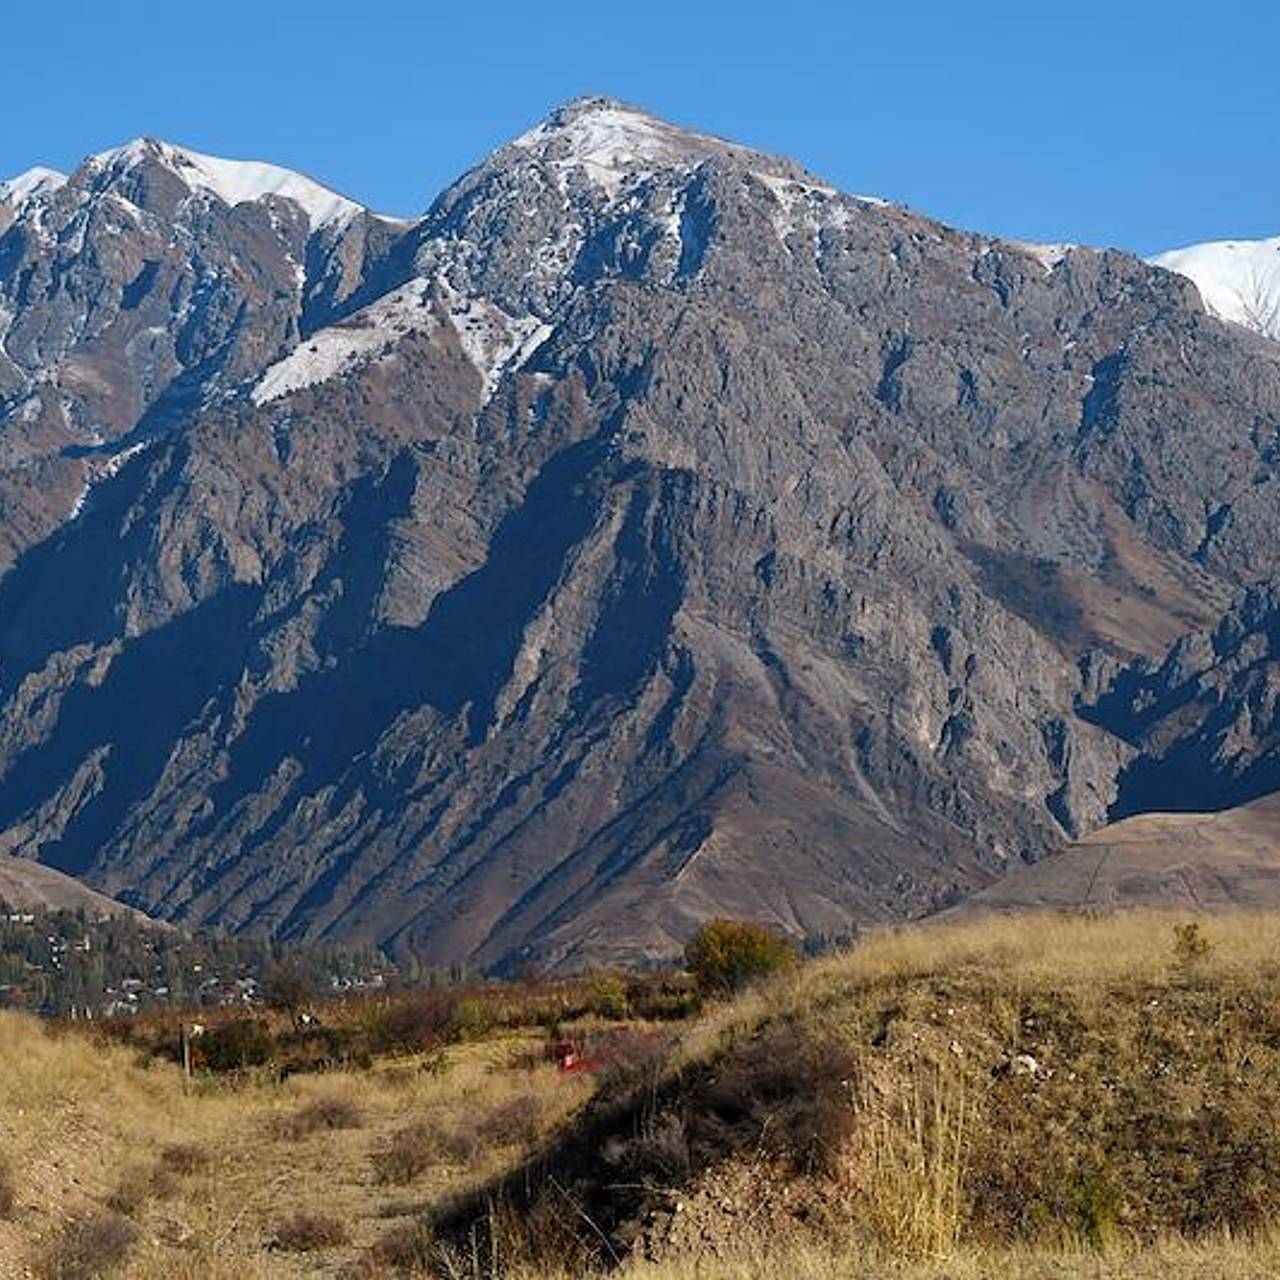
[367,1219,436,1273]
[845,1057,970,1258]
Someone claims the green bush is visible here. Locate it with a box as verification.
[684,919,797,995]
[586,971,630,1020]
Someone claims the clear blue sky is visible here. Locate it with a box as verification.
[4,0,1276,254]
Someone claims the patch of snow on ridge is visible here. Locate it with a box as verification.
[68,440,153,521]
[1151,237,1280,342]
[252,280,437,404]
[755,172,888,243]
[439,284,553,404]
[0,166,67,209]
[89,139,366,229]
[1010,241,1075,274]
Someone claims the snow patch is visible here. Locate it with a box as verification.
[755,172,887,243]
[1151,236,1280,341]
[512,102,690,195]
[68,441,152,521]
[1011,241,1074,274]
[252,279,438,405]
[439,284,553,403]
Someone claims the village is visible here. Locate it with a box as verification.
[0,906,391,1019]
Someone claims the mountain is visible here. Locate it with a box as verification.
[1151,236,1280,342]
[0,136,402,566]
[1,97,1280,971]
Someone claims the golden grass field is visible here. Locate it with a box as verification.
[5,909,1280,1277]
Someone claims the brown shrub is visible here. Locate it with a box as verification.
[372,1122,439,1185]
[158,1141,209,1176]
[375,994,458,1055]
[104,1163,178,1216]
[0,1148,15,1218]
[37,1213,137,1280]
[270,1096,364,1141]
[272,1211,351,1252]
[702,1022,860,1174]
[368,1219,435,1272]
[200,1017,274,1072]
[474,1094,543,1149]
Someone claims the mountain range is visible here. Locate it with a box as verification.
[2,98,1279,971]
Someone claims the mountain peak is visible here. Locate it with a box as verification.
[82,137,368,229]
[1151,235,1280,342]
[505,96,755,195]
[0,165,68,210]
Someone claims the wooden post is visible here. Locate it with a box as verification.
[181,1023,191,1094]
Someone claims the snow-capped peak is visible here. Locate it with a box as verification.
[85,137,366,230]
[1150,236,1280,342]
[0,166,68,210]
[508,96,744,195]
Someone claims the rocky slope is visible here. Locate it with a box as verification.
[1,98,1279,970]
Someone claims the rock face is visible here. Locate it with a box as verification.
[1,98,1280,970]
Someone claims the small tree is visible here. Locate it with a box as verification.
[1172,921,1212,971]
[684,920,797,996]
[263,956,324,1014]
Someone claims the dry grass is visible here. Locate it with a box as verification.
[7,910,1280,1278]
[602,1231,1280,1279]
[845,1057,970,1259]
[0,1008,588,1277]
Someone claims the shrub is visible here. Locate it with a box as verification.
[368,1220,435,1272]
[455,997,497,1042]
[372,1122,438,1185]
[272,1211,351,1252]
[684,919,797,995]
[105,1163,178,1216]
[375,994,459,1055]
[269,1096,363,1141]
[0,1148,15,1218]
[38,1213,137,1280]
[158,1141,209,1176]
[586,971,630,1020]
[1173,921,1213,969]
[200,1017,274,1072]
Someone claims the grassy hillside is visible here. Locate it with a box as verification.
[6,912,1280,1277]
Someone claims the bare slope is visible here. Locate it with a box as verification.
[0,853,140,917]
[960,793,1280,913]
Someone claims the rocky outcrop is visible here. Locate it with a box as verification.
[1,99,1279,969]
